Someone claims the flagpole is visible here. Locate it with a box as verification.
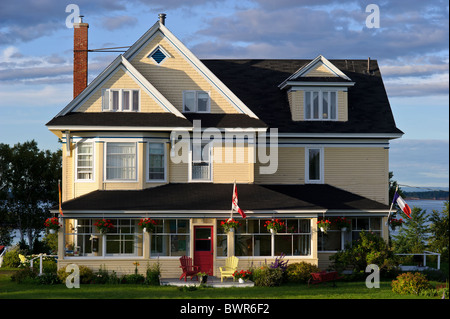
[386,185,398,225]
[229,181,235,222]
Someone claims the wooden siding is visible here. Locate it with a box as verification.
[338,91,348,121]
[287,90,303,121]
[254,147,305,184]
[213,144,254,183]
[76,69,167,113]
[129,34,239,114]
[324,147,388,204]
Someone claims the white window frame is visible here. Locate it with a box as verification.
[75,141,94,182]
[102,89,140,112]
[183,90,211,113]
[304,89,338,121]
[104,142,138,182]
[147,45,171,65]
[189,141,213,182]
[305,147,324,184]
[146,142,167,183]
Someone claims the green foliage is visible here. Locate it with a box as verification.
[57,265,94,284]
[428,201,449,262]
[0,141,62,250]
[145,262,161,286]
[392,207,430,254]
[10,267,38,283]
[122,273,145,284]
[330,231,398,275]
[286,262,320,283]
[391,272,433,295]
[252,265,284,287]
[1,249,21,268]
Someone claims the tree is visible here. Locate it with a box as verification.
[0,140,61,251]
[428,201,449,262]
[388,171,404,204]
[392,207,429,254]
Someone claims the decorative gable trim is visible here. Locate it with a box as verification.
[279,55,353,89]
[123,21,260,119]
[56,55,185,118]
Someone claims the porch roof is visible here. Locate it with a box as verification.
[59,183,388,213]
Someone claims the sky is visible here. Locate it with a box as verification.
[0,0,448,189]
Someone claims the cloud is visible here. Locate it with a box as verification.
[389,139,449,187]
[102,15,138,30]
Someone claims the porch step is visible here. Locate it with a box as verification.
[160,276,254,288]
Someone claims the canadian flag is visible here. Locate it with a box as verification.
[232,182,246,219]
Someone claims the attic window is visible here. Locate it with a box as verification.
[148,46,169,65]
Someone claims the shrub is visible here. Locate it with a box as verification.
[11,267,38,283]
[122,273,145,284]
[2,250,21,268]
[57,265,94,284]
[145,262,161,286]
[391,272,433,295]
[330,231,399,276]
[253,266,284,287]
[286,262,320,283]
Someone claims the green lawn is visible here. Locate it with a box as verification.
[0,269,442,300]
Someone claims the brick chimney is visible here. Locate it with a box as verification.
[73,16,89,98]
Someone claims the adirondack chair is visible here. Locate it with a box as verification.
[179,256,199,282]
[219,256,239,282]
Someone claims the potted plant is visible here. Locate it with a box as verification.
[44,217,61,234]
[264,219,285,234]
[333,217,351,231]
[197,272,208,284]
[94,219,115,234]
[232,270,252,283]
[221,219,241,232]
[138,218,157,232]
[317,219,331,233]
[389,218,404,230]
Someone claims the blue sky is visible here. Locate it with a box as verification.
[0,0,448,188]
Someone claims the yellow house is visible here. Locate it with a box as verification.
[46,14,403,277]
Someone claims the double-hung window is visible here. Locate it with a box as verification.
[191,142,211,181]
[102,89,140,112]
[306,147,323,183]
[304,90,337,120]
[148,143,166,182]
[76,142,93,181]
[183,91,210,113]
[105,142,137,181]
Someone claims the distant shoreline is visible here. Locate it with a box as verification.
[403,190,449,201]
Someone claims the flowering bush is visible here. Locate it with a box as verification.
[138,218,157,232]
[317,219,331,232]
[233,269,252,281]
[94,219,115,233]
[391,272,432,295]
[221,219,241,232]
[333,217,351,230]
[264,219,285,233]
[389,218,404,229]
[44,217,61,231]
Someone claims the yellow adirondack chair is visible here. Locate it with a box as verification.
[219,256,239,282]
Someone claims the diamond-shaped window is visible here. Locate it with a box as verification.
[149,47,168,64]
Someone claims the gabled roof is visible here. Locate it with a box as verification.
[202,59,403,137]
[58,183,388,212]
[123,21,259,119]
[54,55,185,118]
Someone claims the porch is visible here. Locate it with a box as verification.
[160,276,254,288]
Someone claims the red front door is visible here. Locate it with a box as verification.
[194,226,213,275]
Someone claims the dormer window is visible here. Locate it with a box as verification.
[148,45,170,65]
[183,91,210,113]
[304,90,337,120]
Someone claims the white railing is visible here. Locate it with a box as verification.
[395,251,441,270]
[29,254,58,276]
